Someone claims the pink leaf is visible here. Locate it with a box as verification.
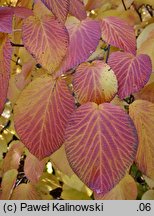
[22,15,69,73]
[56,18,101,77]
[13,7,33,18]
[0,7,13,33]
[65,102,138,194]
[73,61,118,104]
[0,7,33,33]
[2,142,24,173]
[0,34,12,114]
[108,51,152,99]
[15,60,35,90]
[24,153,47,183]
[100,16,136,54]
[69,0,87,20]
[14,76,75,159]
[41,0,69,23]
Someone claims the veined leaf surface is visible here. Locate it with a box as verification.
[0,34,12,114]
[2,142,24,173]
[14,75,75,159]
[134,82,154,103]
[129,100,154,179]
[0,7,13,33]
[108,51,152,99]
[22,15,69,73]
[11,183,40,200]
[56,18,101,76]
[24,153,47,183]
[65,102,138,194]
[69,0,87,20]
[1,169,18,200]
[100,16,136,54]
[94,174,137,200]
[0,7,33,33]
[73,61,118,104]
[41,0,69,23]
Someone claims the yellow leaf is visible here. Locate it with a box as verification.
[129,100,154,180]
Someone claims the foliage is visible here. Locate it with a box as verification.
[0,0,154,200]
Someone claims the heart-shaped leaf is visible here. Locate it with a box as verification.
[14,75,75,159]
[100,16,136,54]
[73,61,118,104]
[56,17,101,77]
[108,51,152,99]
[65,102,138,194]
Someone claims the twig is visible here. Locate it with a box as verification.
[10,42,24,47]
[122,0,127,11]
[105,44,110,63]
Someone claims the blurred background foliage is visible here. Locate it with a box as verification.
[0,0,154,200]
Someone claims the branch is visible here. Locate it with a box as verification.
[105,44,110,63]
[10,42,24,47]
[122,0,127,11]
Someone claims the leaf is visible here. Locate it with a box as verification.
[56,17,101,77]
[51,145,74,176]
[137,23,154,49]
[0,7,14,33]
[142,190,154,200]
[143,175,154,189]
[69,0,87,20]
[2,141,24,173]
[0,33,12,114]
[94,174,137,200]
[14,75,74,159]
[22,15,69,73]
[134,82,154,103]
[11,183,41,200]
[73,61,118,104]
[65,102,138,194]
[129,100,154,180]
[100,16,136,54]
[108,51,152,99]
[41,0,69,23]
[24,153,47,183]
[137,24,154,69]
[13,7,33,18]
[15,60,35,90]
[1,169,18,200]
[0,7,33,33]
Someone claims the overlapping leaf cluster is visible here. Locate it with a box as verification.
[0,0,154,200]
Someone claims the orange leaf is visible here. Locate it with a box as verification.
[22,15,69,73]
[14,75,74,159]
[129,100,154,179]
[65,102,138,194]
[11,183,41,200]
[73,61,117,104]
